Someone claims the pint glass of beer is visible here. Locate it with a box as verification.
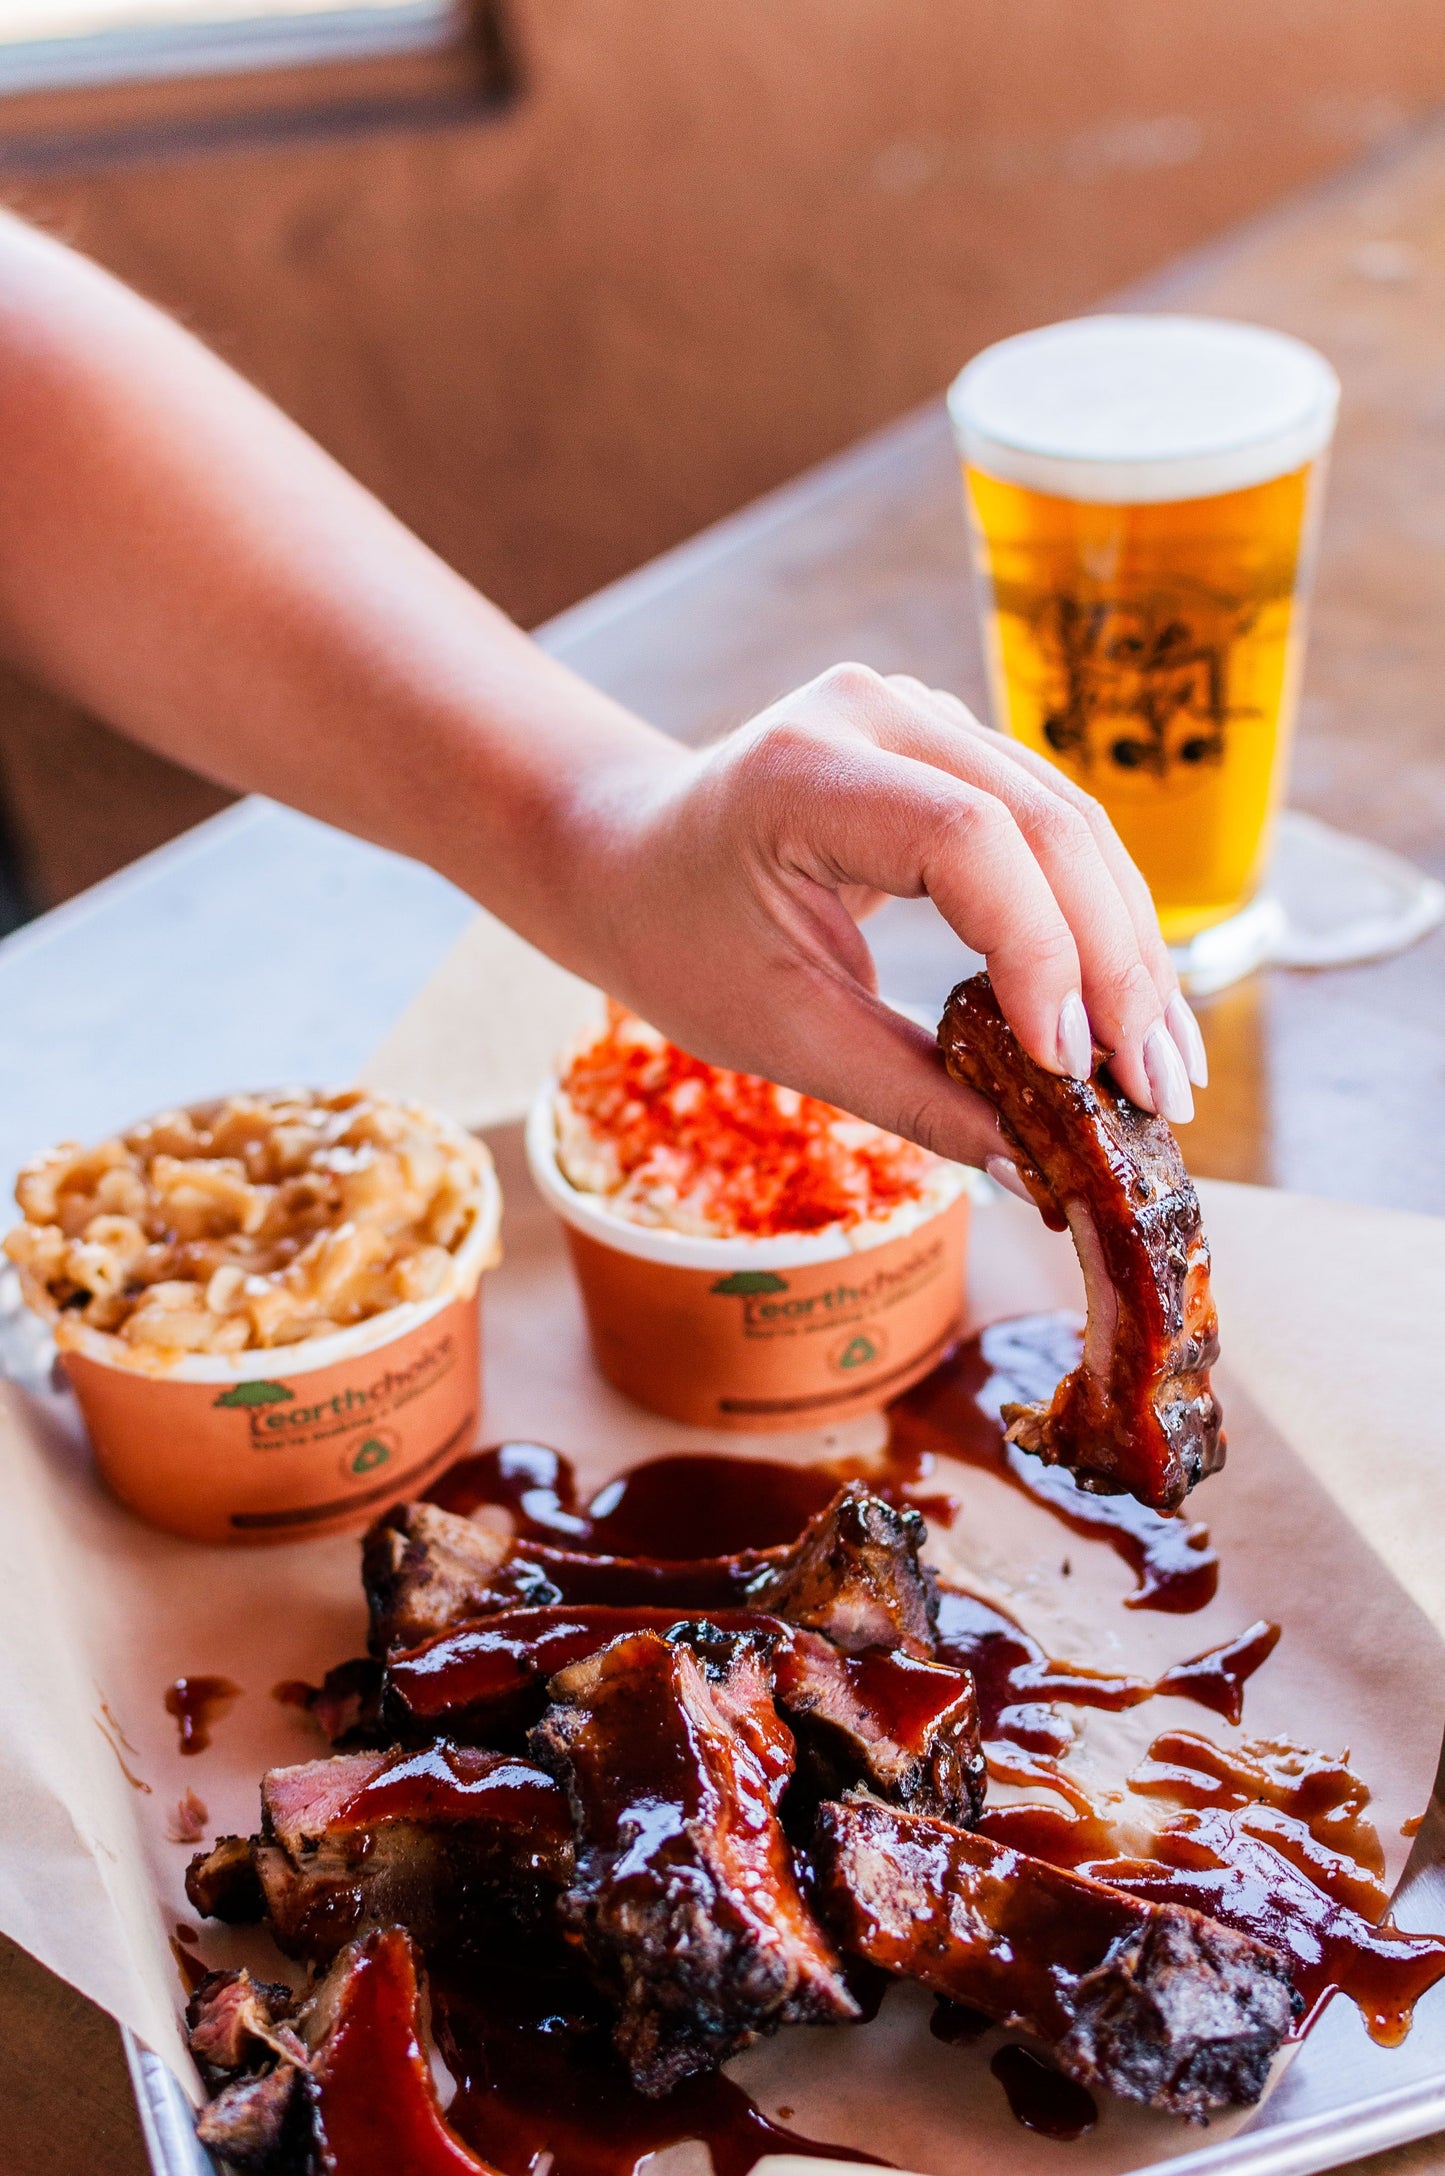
[949,317,1339,944]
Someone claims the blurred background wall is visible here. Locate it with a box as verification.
[4,0,1445,910]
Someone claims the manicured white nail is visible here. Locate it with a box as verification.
[1143,1020,1195,1124]
[1056,992,1093,1079]
[985,1155,1035,1205]
[1166,992,1209,1089]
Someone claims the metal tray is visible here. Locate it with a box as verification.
[125,1769,1445,2176]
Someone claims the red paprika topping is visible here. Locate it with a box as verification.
[556,1010,939,1240]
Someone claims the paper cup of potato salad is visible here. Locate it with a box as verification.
[526,1009,972,1430]
[4,1090,501,1544]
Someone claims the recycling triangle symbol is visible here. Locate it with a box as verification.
[838,1335,878,1370]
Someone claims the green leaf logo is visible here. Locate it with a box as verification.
[212,1380,295,1410]
[710,1271,788,1298]
[837,1335,878,1371]
[350,1438,391,1476]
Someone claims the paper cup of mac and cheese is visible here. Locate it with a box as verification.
[526,1013,972,1431]
[5,1092,501,1544]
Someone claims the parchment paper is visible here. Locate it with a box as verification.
[0,941,1442,2171]
[361,907,603,1131]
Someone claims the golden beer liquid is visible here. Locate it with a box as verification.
[965,462,1317,943]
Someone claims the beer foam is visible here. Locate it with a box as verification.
[949,315,1339,503]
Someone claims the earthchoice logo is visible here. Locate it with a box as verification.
[210,1335,457,1450]
[709,1240,944,1341]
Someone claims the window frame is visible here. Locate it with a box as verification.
[0,0,508,168]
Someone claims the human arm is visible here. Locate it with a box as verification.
[0,214,1202,1173]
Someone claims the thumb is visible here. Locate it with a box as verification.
[751,954,1011,1172]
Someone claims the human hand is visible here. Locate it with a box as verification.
[565,664,1207,1180]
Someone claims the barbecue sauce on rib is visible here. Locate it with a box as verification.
[164,1676,240,1755]
[891,1314,1220,1610]
[1086,1810,1445,2046]
[422,1438,1271,1746]
[330,1743,573,1843]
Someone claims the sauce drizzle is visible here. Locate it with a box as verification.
[934,1589,1278,1747]
[990,2045,1097,2139]
[164,1676,240,1756]
[1086,1810,1445,2046]
[429,1443,837,1556]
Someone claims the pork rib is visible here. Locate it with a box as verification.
[771,1630,984,1825]
[530,1627,857,2094]
[186,1744,572,1964]
[187,1970,315,2176]
[364,1499,763,1653]
[814,1795,1298,2119]
[191,1929,502,2176]
[367,1483,938,1658]
[939,972,1222,1512]
[744,1483,938,1657]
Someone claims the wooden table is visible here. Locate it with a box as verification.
[5,117,1445,2176]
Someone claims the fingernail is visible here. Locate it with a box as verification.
[985,1154,1035,1206]
[1056,992,1093,1079]
[1166,993,1209,1089]
[1143,1020,1195,1124]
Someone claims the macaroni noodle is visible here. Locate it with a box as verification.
[5,1090,489,1363]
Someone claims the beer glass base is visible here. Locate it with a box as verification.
[1168,894,1287,998]
[1168,812,1445,998]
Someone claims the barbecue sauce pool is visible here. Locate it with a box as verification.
[436,1957,883,2176]
[316,1315,1445,2159]
[429,1442,838,1554]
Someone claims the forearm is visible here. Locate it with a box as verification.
[0,214,679,965]
[0,215,1201,1168]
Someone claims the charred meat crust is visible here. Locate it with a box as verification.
[938,973,1223,1513]
[303,1656,389,1749]
[1063,1907,1300,2119]
[813,1795,1298,2119]
[745,1484,939,1658]
[530,1628,858,2095]
[184,1833,265,1924]
[363,1502,562,1655]
[195,2063,320,2176]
